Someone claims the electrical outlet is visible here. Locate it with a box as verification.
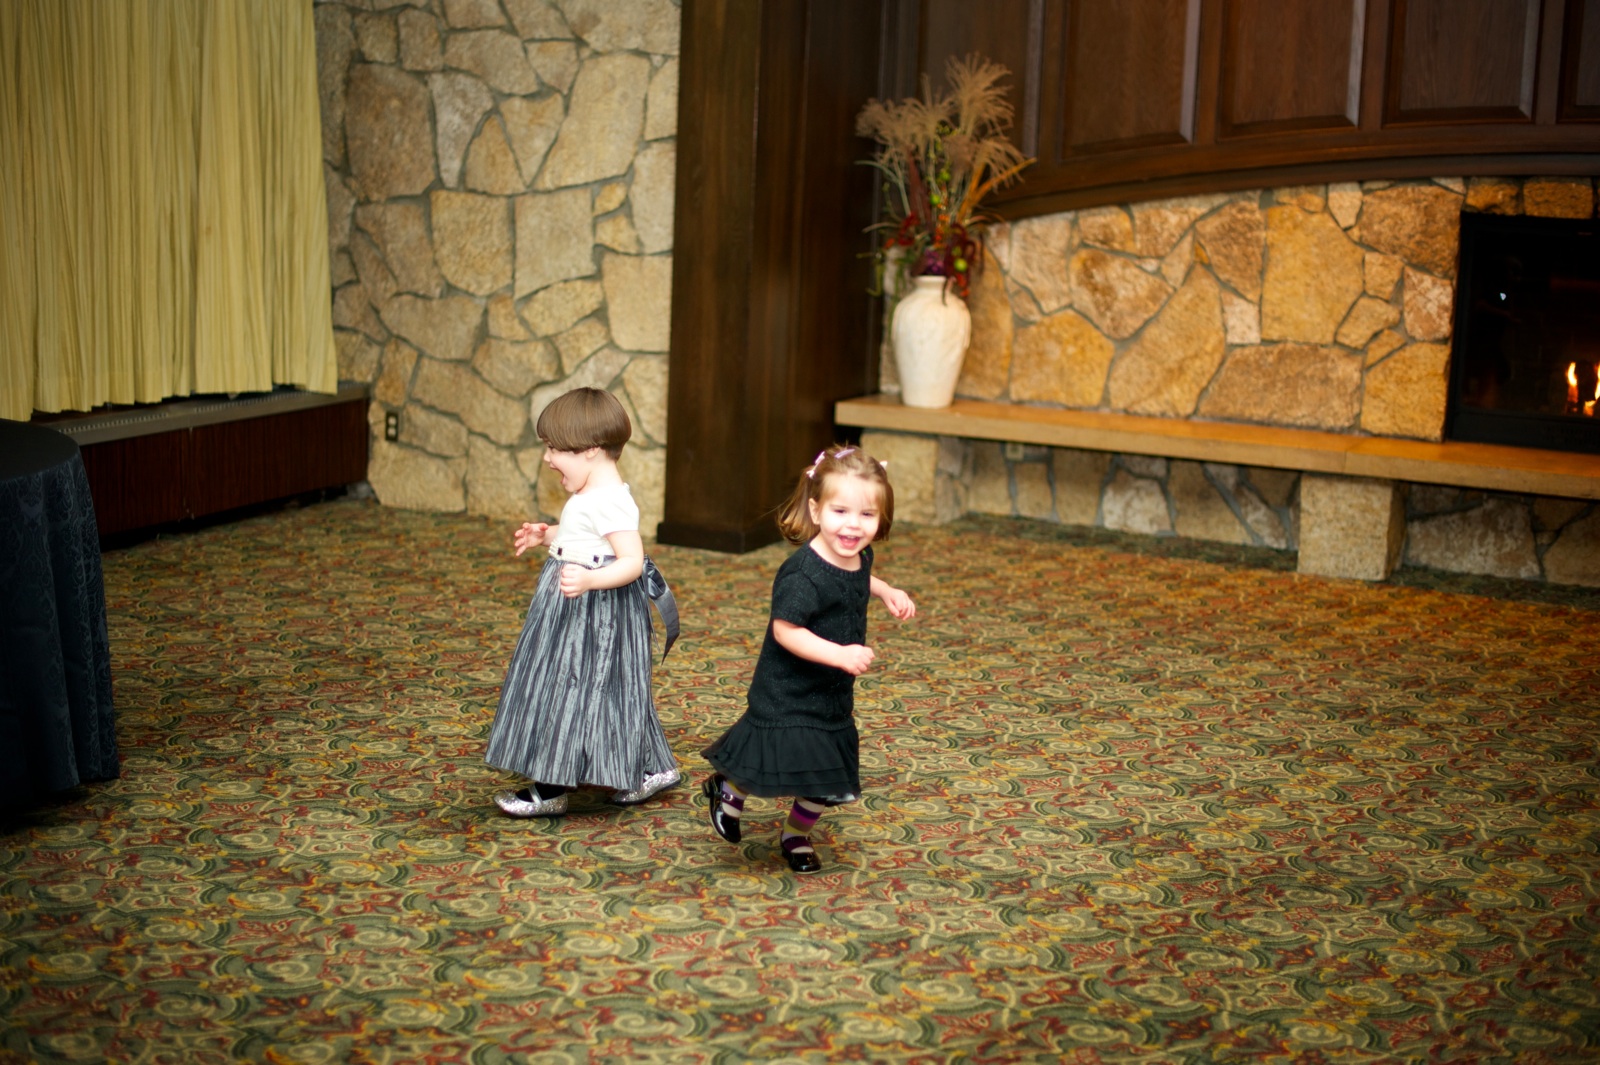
[384,411,399,441]
[1003,441,1025,462]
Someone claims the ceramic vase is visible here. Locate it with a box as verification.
[891,275,971,408]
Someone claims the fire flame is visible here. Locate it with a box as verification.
[1578,362,1600,418]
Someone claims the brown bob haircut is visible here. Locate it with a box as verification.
[535,387,632,459]
[775,444,894,545]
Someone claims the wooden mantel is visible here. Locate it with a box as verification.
[835,393,1600,501]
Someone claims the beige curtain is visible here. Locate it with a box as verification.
[0,0,335,422]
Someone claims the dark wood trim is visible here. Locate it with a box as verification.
[661,0,764,549]
[1214,0,1365,139]
[926,0,1600,214]
[1034,1,1066,165]
[1559,0,1600,120]
[989,125,1599,216]
[1382,0,1542,126]
[992,151,1600,220]
[1191,0,1223,147]
[78,432,190,536]
[1020,0,1045,158]
[76,397,368,539]
[1180,0,1203,143]
[655,520,779,555]
[1347,0,1368,128]
[882,0,920,99]
[1360,0,1392,130]
[188,402,368,517]
[1056,0,1201,157]
[1537,0,1566,124]
[660,0,884,552]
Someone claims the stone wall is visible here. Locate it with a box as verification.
[316,0,679,535]
[874,175,1600,587]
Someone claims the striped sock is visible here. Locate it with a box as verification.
[718,777,748,821]
[780,798,826,854]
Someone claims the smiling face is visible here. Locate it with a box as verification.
[543,445,602,494]
[806,473,883,569]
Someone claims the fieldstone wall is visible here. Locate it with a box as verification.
[316,0,679,535]
[877,175,1600,586]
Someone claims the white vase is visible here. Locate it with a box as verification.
[891,275,971,409]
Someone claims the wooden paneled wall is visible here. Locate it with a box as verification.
[894,0,1600,215]
[79,401,369,539]
[658,0,885,552]
[661,0,1599,549]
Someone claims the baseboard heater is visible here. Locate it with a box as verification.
[43,382,370,539]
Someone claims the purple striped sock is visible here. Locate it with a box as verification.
[780,798,825,852]
[719,777,746,819]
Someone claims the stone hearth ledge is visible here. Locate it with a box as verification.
[839,394,1600,581]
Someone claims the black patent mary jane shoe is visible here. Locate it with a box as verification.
[784,847,822,875]
[702,774,741,844]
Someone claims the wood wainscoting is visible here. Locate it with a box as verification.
[47,383,370,539]
[658,0,886,552]
[893,0,1600,216]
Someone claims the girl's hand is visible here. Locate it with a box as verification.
[513,522,549,556]
[878,584,916,620]
[870,575,916,619]
[834,643,876,676]
[558,564,593,598]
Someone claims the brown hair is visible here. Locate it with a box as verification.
[535,387,631,459]
[776,444,895,545]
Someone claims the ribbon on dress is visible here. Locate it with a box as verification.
[641,556,679,657]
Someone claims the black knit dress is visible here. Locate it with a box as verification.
[703,544,872,800]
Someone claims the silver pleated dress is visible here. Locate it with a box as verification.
[485,486,676,791]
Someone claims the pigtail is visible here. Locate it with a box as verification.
[775,463,822,545]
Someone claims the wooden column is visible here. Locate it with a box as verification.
[658,0,886,552]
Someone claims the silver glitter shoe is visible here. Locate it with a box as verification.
[608,768,682,806]
[494,789,568,818]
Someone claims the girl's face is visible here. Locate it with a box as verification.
[543,445,602,494]
[807,474,882,569]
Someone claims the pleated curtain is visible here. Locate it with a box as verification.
[0,0,335,422]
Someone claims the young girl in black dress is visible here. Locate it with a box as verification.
[701,445,915,873]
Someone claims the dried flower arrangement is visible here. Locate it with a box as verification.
[856,55,1034,301]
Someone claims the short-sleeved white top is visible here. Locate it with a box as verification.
[549,483,639,566]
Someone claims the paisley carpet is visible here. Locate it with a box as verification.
[3,498,1598,1063]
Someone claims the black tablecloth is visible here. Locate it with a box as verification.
[1,419,118,813]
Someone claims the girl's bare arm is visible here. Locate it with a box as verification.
[773,619,875,676]
[869,575,916,619]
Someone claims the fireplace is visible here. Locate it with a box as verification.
[1447,213,1600,455]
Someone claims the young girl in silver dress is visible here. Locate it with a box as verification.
[486,387,679,817]
[701,446,916,873]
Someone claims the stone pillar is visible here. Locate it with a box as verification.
[860,430,965,525]
[1298,474,1406,580]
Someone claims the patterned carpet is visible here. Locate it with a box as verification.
[3,498,1599,1063]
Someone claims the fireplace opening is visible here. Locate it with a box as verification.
[1447,213,1600,455]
